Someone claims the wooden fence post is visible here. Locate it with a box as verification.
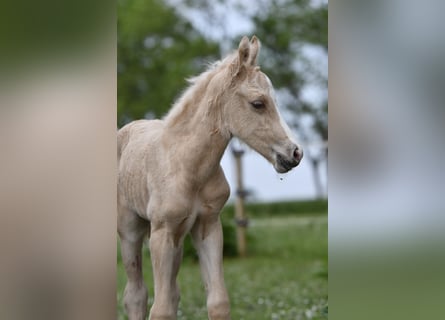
[232,147,248,257]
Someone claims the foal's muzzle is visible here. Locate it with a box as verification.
[274,145,303,173]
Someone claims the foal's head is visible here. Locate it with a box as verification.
[222,36,303,173]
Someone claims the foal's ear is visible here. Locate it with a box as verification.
[249,35,261,66]
[234,36,250,76]
[238,36,250,66]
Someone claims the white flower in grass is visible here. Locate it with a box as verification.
[305,305,318,319]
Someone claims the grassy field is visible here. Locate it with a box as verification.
[117,201,328,319]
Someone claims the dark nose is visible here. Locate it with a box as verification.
[293,146,303,163]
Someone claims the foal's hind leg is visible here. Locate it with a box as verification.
[118,207,150,320]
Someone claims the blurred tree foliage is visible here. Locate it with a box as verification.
[117,0,219,127]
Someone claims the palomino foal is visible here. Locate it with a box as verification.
[117,36,302,320]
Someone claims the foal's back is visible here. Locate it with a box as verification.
[117,119,164,217]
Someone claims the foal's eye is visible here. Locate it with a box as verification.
[250,100,265,109]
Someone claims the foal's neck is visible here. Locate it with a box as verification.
[164,86,230,182]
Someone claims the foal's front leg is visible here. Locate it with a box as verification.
[148,216,190,320]
[191,214,230,320]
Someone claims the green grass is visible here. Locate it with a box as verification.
[221,199,328,218]
[117,204,327,320]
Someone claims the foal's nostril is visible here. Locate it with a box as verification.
[293,147,302,161]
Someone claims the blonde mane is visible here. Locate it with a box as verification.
[163,52,238,127]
